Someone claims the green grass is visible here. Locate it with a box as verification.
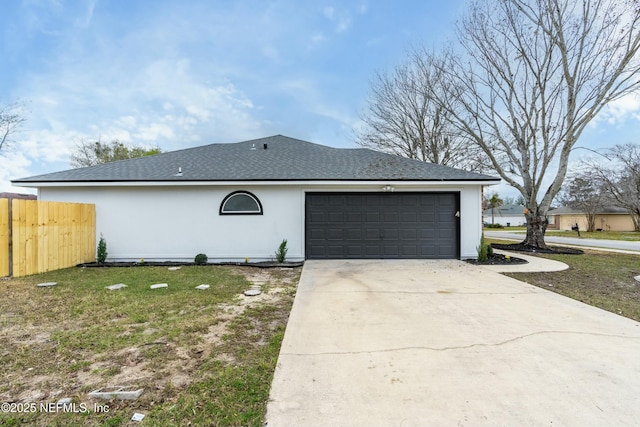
[0,265,300,426]
[506,250,640,322]
[543,230,640,241]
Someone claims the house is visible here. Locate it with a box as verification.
[13,135,500,261]
[547,206,636,232]
[483,204,526,227]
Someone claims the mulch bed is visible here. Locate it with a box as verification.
[466,253,528,265]
[491,243,584,255]
[77,261,304,269]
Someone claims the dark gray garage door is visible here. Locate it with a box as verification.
[305,192,459,259]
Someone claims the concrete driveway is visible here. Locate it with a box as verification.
[266,260,640,427]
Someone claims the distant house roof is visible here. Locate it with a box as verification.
[0,192,37,200]
[549,206,630,215]
[483,204,525,217]
[13,135,499,184]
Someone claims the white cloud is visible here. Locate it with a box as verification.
[133,122,175,142]
[322,5,352,33]
[323,7,335,20]
[603,93,640,125]
[0,150,34,193]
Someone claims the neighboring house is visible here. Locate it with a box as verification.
[13,135,500,261]
[547,206,636,231]
[483,204,526,227]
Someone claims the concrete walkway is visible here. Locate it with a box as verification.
[485,230,640,253]
[484,249,569,273]
[266,260,640,427]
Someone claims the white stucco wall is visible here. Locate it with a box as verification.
[38,182,486,261]
[484,215,526,227]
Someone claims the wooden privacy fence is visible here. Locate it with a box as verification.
[0,199,96,278]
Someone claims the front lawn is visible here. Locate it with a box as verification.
[506,250,640,322]
[0,265,300,426]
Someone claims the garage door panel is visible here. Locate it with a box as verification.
[364,211,380,222]
[309,212,326,223]
[346,196,362,206]
[327,229,343,240]
[346,212,362,222]
[328,196,345,206]
[401,196,418,206]
[328,212,344,222]
[384,229,399,239]
[309,229,325,239]
[400,229,417,240]
[346,229,362,240]
[383,212,399,222]
[364,228,381,240]
[382,245,399,256]
[440,230,455,238]
[400,212,417,222]
[306,192,459,259]
[346,246,363,256]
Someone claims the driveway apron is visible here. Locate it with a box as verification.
[266,260,640,427]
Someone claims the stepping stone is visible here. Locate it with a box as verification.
[36,282,57,287]
[195,284,210,290]
[88,386,144,400]
[150,283,168,289]
[56,398,72,406]
[106,284,127,291]
[244,289,261,296]
[131,413,145,422]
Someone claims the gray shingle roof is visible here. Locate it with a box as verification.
[13,135,499,183]
[549,206,630,215]
[483,204,526,216]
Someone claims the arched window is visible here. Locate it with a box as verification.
[220,191,263,215]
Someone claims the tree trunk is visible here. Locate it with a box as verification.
[632,211,640,232]
[522,213,549,249]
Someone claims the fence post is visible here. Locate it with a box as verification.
[8,197,12,278]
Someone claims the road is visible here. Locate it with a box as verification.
[485,230,640,253]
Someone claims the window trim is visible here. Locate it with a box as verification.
[219,191,263,215]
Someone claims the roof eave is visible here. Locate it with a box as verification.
[13,178,502,188]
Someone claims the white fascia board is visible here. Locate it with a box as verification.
[14,179,501,188]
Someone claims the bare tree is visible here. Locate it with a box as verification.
[558,171,608,232]
[356,52,487,172]
[70,139,162,168]
[586,143,640,231]
[434,0,640,248]
[0,101,27,154]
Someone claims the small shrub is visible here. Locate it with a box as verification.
[194,253,208,265]
[486,223,504,229]
[97,234,108,263]
[477,235,490,262]
[275,239,288,263]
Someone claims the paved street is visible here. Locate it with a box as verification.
[485,230,640,253]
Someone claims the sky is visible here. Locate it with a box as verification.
[1,0,640,198]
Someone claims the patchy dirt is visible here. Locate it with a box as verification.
[0,266,300,412]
